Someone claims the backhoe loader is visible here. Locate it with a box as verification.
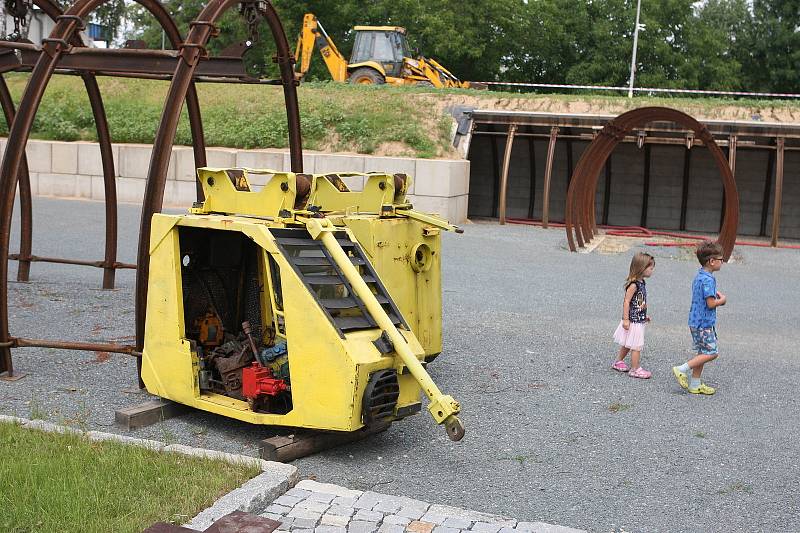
[294,13,477,88]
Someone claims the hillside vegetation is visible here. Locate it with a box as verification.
[1,74,799,159]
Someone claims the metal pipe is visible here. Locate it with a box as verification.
[12,337,137,354]
[8,254,135,269]
[498,123,516,225]
[312,220,464,441]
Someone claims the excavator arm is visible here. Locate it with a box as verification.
[294,13,348,82]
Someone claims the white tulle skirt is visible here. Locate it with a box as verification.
[613,320,646,351]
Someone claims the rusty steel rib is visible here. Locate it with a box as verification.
[0,0,208,377]
[134,0,304,390]
[565,107,739,261]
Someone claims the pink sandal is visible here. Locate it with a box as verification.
[628,367,652,379]
[611,360,629,372]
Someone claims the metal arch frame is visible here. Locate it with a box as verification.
[564,107,739,261]
[133,0,303,383]
[0,0,215,377]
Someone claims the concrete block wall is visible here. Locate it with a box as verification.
[2,140,470,223]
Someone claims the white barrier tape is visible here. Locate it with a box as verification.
[477,81,800,99]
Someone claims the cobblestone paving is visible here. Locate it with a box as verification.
[260,480,584,533]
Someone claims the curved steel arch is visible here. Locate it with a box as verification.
[0,0,209,376]
[564,107,739,261]
[133,0,303,374]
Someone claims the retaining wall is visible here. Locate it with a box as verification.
[3,139,470,223]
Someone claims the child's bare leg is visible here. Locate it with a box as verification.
[630,349,641,369]
[687,354,718,377]
[616,346,630,362]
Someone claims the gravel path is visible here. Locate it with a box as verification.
[3,197,799,532]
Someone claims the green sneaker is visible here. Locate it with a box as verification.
[688,383,716,395]
[672,366,688,390]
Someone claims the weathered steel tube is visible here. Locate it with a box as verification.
[12,337,137,354]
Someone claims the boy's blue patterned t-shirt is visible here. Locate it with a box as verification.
[688,268,716,328]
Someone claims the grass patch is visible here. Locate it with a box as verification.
[717,481,754,495]
[608,401,633,413]
[0,421,260,533]
[2,73,796,159]
[694,431,707,438]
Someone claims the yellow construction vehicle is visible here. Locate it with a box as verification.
[141,168,465,442]
[294,13,473,88]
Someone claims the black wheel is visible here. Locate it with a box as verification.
[348,67,385,85]
[415,80,435,87]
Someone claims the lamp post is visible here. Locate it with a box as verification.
[627,0,643,98]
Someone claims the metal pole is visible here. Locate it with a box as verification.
[542,126,559,229]
[498,124,517,225]
[627,0,642,98]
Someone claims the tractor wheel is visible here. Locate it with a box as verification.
[415,80,435,88]
[348,68,385,85]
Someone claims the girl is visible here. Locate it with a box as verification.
[612,252,655,379]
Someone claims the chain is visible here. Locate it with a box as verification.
[4,0,31,40]
[239,1,263,43]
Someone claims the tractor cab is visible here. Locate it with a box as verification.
[350,26,411,78]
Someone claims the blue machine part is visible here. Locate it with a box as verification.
[257,340,288,366]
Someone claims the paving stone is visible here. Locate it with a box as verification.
[443,518,473,529]
[333,496,358,507]
[348,520,379,533]
[353,494,382,510]
[289,507,323,521]
[326,505,355,517]
[396,507,426,520]
[419,513,448,525]
[498,528,517,533]
[275,494,305,507]
[428,506,507,525]
[293,517,321,529]
[266,504,292,515]
[279,517,294,529]
[308,492,337,504]
[373,501,402,514]
[315,526,347,533]
[263,513,283,521]
[298,500,331,514]
[377,523,405,533]
[321,514,351,527]
[382,515,411,526]
[286,488,313,499]
[470,523,502,533]
[432,527,461,533]
[294,529,315,533]
[406,521,436,533]
[354,510,384,522]
[515,524,538,532]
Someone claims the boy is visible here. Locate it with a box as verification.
[672,241,727,395]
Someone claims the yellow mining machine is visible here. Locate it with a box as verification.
[294,13,476,88]
[140,168,465,441]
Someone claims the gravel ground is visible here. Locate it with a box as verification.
[3,197,800,533]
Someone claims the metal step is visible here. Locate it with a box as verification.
[333,315,373,330]
[294,256,364,266]
[304,275,344,285]
[321,297,358,309]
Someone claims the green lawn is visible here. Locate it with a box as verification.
[0,421,260,533]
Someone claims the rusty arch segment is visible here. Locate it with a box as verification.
[564,107,739,261]
[133,0,304,364]
[0,0,208,377]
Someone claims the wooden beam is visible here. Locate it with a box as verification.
[541,126,559,228]
[527,137,536,219]
[114,399,190,430]
[771,137,785,246]
[259,421,391,462]
[498,124,517,224]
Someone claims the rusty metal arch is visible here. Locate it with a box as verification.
[0,0,211,377]
[133,0,303,379]
[565,107,739,261]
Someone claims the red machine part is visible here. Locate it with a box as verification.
[242,362,289,399]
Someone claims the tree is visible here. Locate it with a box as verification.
[745,1,800,92]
